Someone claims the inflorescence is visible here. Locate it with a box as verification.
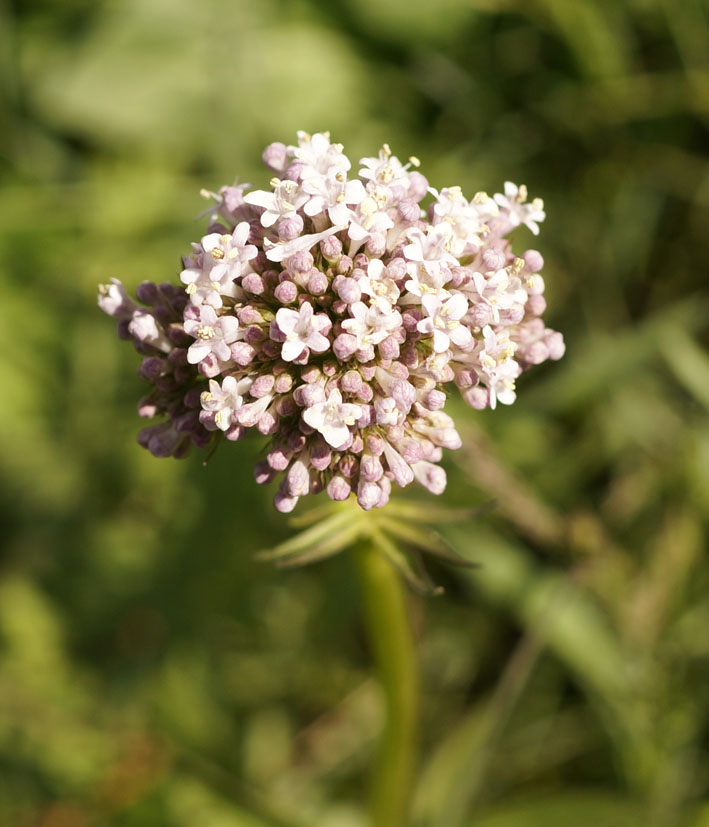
[99,132,564,512]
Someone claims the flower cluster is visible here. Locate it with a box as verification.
[99,132,564,511]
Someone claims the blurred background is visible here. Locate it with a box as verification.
[2,0,709,825]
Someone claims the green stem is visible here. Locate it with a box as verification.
[352,535,420,827]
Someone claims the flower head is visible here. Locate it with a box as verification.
[99,132,563,509]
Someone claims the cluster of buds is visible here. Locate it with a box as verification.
[99,132,564,511]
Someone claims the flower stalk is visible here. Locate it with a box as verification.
[353,535,419,827]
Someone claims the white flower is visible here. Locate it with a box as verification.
[347,190,395,243]
[303,388,362,449]
[478,325,521,408]
[494,182,545,235]
[403,225,457,295]
[201,375,253,431]
[98,278,136,318]
[359,145,410,189]
[275,302,330,362]
[417,292,473,353]
[184,305,242,365]
[431,186,492,256]
[181,223,257,307]
[290,131,351,178]
[358,259,400,311]
[341,301,402,348]
[302,173,366,226]
[469,269,526,324]
[243,179,309,227]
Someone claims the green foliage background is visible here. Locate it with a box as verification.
[1,0,709,824]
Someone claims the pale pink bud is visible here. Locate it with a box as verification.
[242,273,265,295]
[199,354,222,378]
[469,303,492,327]
[408,172,428,201]
[286,459,310,497]
[274,373,294,393]
[547,332,566,360]
[278,214,304,240]
[274,492,298,513]
[366,434,385,455]
[285,251,313,276]
[238,306,264,325]
[413,461,446,495]
[327,475,351,501]
[524,341,550,364]
[398,199,420,223]
[523,249,544,272]
[274,280,298,304]
[262,142,288,173]
[360,453,384,482]
[320,235,342,260]
[365,234,386,257]
[230,342,256,366]
[293,383,326,407]
[357,481,381,511]
[482,248,506,270]
[336,255,353,275]
[333,276,361,304]
[423,389,446,410]
[333,333,358,360]
[250,374,275,398]
[310,440,332,471]
[526,294,547,316]
[378,336,400,360]
[340,370,362,395]
[357,384,374,403]
[464,386,489,410]
[307,270,328,295]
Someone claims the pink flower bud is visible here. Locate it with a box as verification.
[378,336,400,360]
[333,276,361,304]
[278,214,304,240]
[285,251,313,277]
[307,270,328,295]
[250,374,275,398]
[320,235,342,260]
[242,273,265,295]
[340,370,362,395]
[293,383,326,407]
[274,280,298,304]
[336,255,353,275]
[408,171,428,201]
[523,249,544,272]
[360,453,384,482]
[333,333,358,360]
[274,492,298,513]
[464,386,489,410]
[262,142,288,173]
[365,234,386,257]
[423,389,446,410]
[357,480,381,511]
[526,294,547,316]
[274,373,294,393]
[310,440,332,471]
[546,331,566,360]
[327,475,351,501]
[482,248,506,270]
[230,342,256,366]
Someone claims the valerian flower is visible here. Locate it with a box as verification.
[99,131,564,511]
